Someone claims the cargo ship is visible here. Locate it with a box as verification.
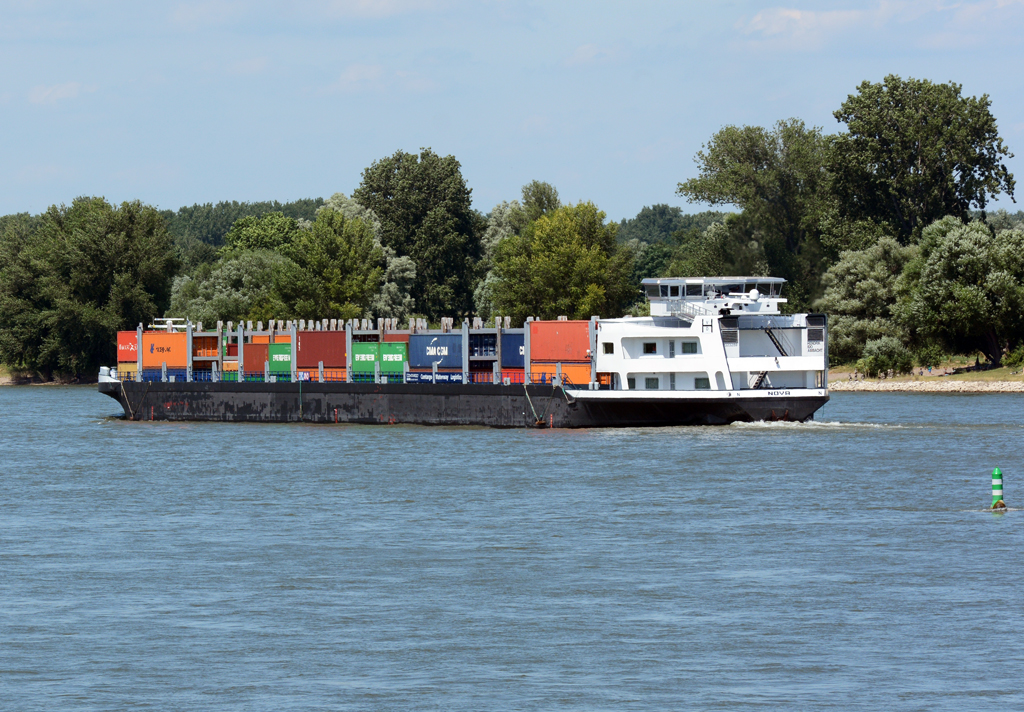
[98,277,828,427]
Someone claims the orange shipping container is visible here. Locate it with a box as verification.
[250,334,290,344]
[223,360,239,372]
[532,362,592,385]
[141,332,188,369]
[529,321,591,362]
[117,331,138,362]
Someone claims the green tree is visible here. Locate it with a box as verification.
[353,148,480,320]
[827,75,1015,245]
[491,202,634,323]
[164,198,324,248]
[474,199,528,320]
[521,180,561,222]
[276,209,384,321]
[318,192,417,321]
[168,250,294,325]
[223,212,301,253]
[677,119,829,307]
[0,198,176,377]
[898,217,1024,365]
[818,237,917,363]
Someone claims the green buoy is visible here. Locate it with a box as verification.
[992,468,1006,510]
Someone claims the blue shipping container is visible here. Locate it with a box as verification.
[501,333,525,368]
[409,333,462,369]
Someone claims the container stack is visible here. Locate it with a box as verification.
[528,320,592,386]
[115,315,595,387]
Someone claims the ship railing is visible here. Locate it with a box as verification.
[666,300,716,318]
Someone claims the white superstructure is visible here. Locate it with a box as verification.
[576,276,827,397]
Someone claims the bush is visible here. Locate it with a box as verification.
[858,336,914,377]
[1005,344,1024,369]
[913,343,946,369]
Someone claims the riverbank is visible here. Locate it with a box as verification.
[829,366,1024,392]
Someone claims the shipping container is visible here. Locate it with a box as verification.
[380,342,407,374]
[243,343,269,373]
[382,333,410,343]
[469,333,497,357]
[500,333,525,368]
[351,343,379,373]
[251,335,270,344]
[268,343,292,373]
[273,335,291,344]
[529,321,591,362]
[141,332,188,369]
[223,360,238,372]
[192,336,218,358]
[117,362,138,374]
[409,333,462,369]
[226,344,238,357]
[117,331,138,362]
[296,331,346,369]
[532,362,592,386]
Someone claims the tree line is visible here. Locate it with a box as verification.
[0,74,1020,378]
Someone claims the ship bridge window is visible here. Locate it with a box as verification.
[669,285,679,297]
[643,342,657,354]
[645,284,660,298]
[686,284,702,297]
[660,285,669,297]
[603,342,614,354]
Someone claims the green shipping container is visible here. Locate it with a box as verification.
[352,343,379,373]
[380,342,407,374]
[268,343,292,373]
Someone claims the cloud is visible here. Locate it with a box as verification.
[171,1,246,30]
[319,0,445,19]
[327,64,435,93]
[737,1,1024,50]
[28,82,95,105]
[565,43,621,67]
[739,7,863,49]
[331,64,385,92]
[228,57,269,76]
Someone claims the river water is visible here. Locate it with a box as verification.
[1,386,1022,710]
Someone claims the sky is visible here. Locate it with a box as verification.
[2,0,1023,222]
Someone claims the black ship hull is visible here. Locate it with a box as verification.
[99,381,828,428]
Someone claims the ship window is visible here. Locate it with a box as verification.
[686,284,702,297]
[645,284,660,298]
[668,341,675,358]
[669,285,679,297]
[695,377,711,390]
[681,341,697,354]
[627,377,636,390]
[643,342,657,354]
[603,342,614,354]
[660,285,669,297]
[645,377,659,390]
[670,373,676,390]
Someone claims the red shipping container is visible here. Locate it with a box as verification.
[382,333,410,343]
[243,343,269,373]
[296,331,346,368]
[529,321,591,362]
[117,331,138,362]
[227,344,238,357]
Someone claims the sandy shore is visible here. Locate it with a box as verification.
[830,379,1024,392]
